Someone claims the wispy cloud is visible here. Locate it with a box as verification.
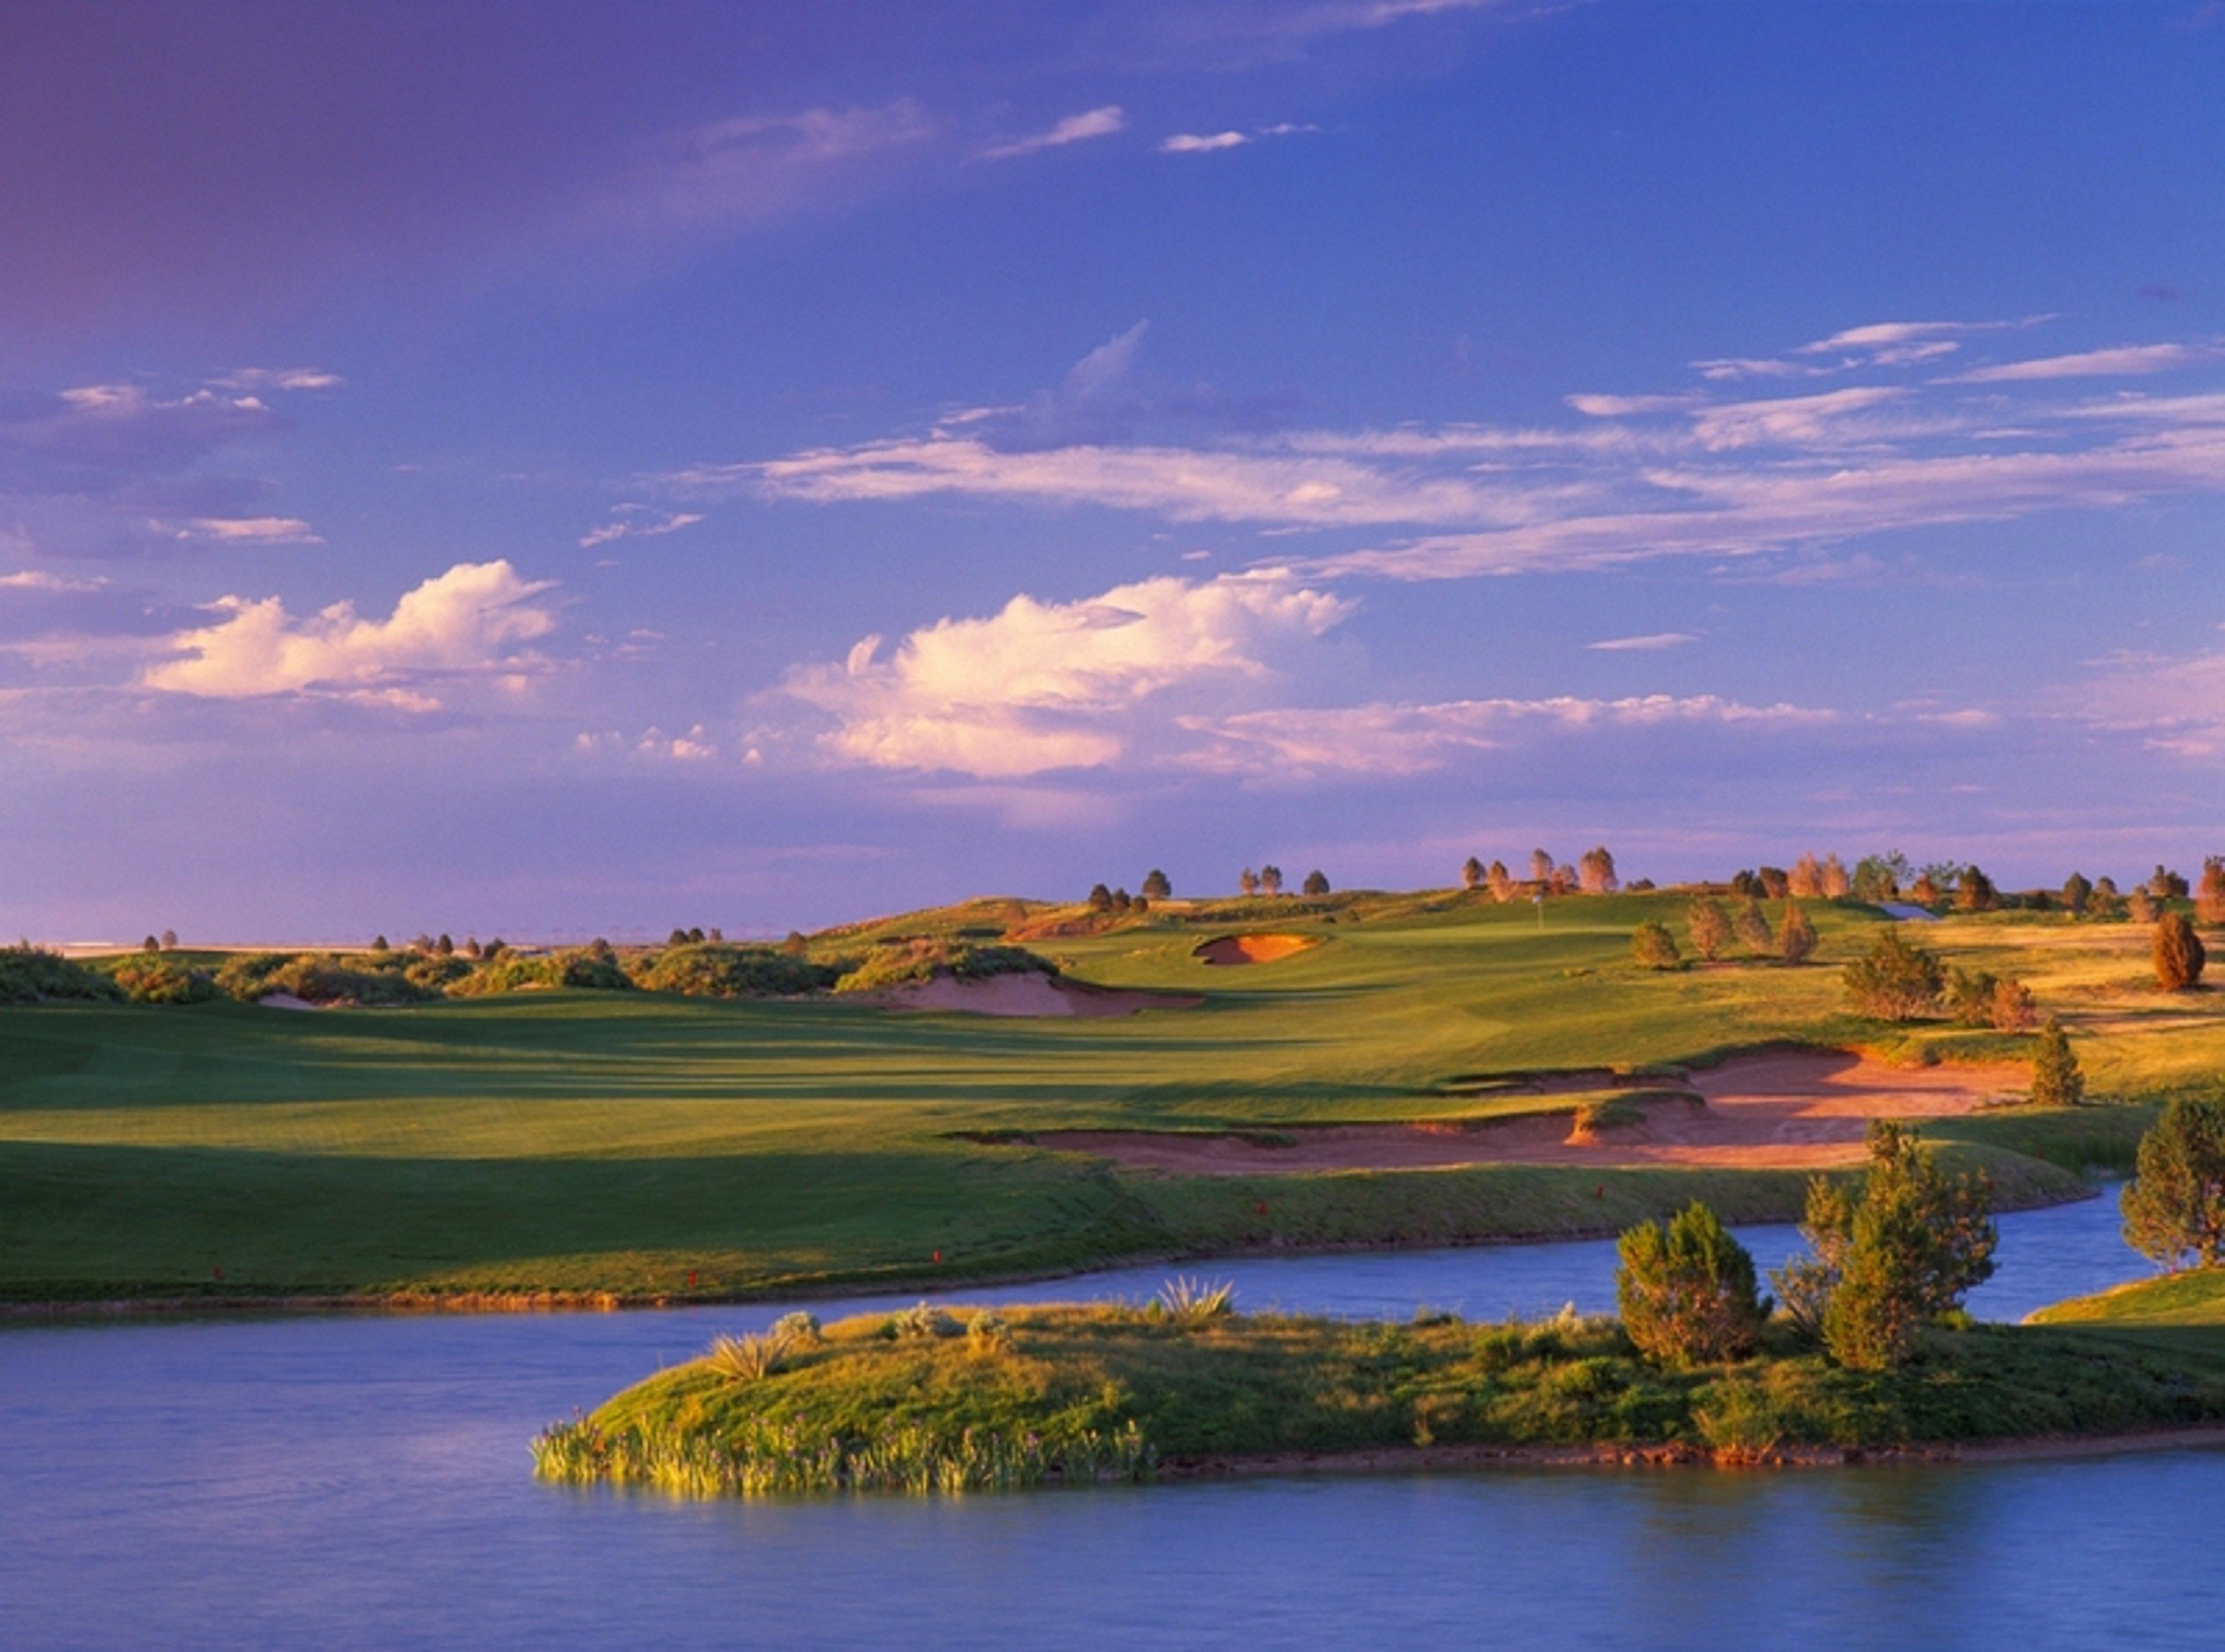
[0,568,108,593]
[578,504,704,549]
[171,516,322,545]
[589,102,938,232]
[1586,632,1697,652]
[1159,121,1318,155]
[144,560,556,705]
[1943,342,2216,384]
[981,106,1126,161]
[210,369,343,392]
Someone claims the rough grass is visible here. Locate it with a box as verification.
[534,1300,2225,1495]
[2,892,2215,1302]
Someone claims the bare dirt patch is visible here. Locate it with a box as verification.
[880,972,1201,1019]
[1192,933,1320,967]
[1028,1049,2030,1174]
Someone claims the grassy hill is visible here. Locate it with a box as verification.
[1,889,2216,1304]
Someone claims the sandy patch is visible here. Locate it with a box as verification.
[881,971,1201,1019]
[1027,1049,2030,1174]
[256,993,320,1011]
[1192,933,1319,967]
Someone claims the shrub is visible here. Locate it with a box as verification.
[2121,1098,2225,1270]
[629,944,831,998]
[1686,899,1731,962]
[404,953,475,991]
[2029,1019,2084,1107]
[831,940,1051,995]
[1944,967,2036,1031]
[769,1311,822,1344]
[1732,896,1772,954]
[887,1303,962,1340]
[1842,929,1943,1020]
[1157,1276,1236,1321]
[0,946,125,1005]
[1777,902,1817,965]
[1811,1122,1997,1370]
[108,956,219,1005]
[2154,911,2208,991]
[1631,920,1681,970]
[2199,857,2225,925]
[707,1333,793,1382]
[1615,1202,1767,1365]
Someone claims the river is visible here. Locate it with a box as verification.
[5,1190,2217,1651]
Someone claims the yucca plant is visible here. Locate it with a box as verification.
[707,1332,791,1381]
[1155,1275,1236,1321]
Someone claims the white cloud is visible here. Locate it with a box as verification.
[982,106,1126,161]
[0,569,108,593]
[1944,344,2215,384]
[144,560,556,703]
[2062,647,2225,757]
[781,572,1351,776]
[1686,385,1907,450]
[1586,632,1697,652]
[211,369,343,392]
[1161,131,1250,154]
[594,102,938,231]
[171,516,323,544]
[578,504,705,549]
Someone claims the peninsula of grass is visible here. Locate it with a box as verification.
[3,887,2217,1305]
[534,1298,2225,1495]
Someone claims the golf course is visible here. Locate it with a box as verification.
[2,886,2214,1307]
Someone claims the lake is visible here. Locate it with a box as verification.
[4,1190,2215,1652]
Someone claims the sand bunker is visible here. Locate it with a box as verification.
[1028,1049,2030,1174]
[1192,933,1319,967]
[256,993,319,1011]
[881,971,1201,1019]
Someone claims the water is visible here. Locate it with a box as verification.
[1,1191,2206,1652]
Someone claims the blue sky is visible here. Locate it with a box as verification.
[3,0,2222,942]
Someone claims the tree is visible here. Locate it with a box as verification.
[1141,869,1172,900]
[2154,911,2208,991]
[141,935,161,954]
[1956,866,1997,911]
[2061,871,2092,916]
[1111,888,1133,911]
[2198,858,2225,925]
[1239,868,1261,896]
[1778,901,1817,965]
[465,936,482,959]
[371,935,389,953]
[1757,866,1790,900]
[1631,920,1681,970]
[161,928,178,950]
[1302,870,1330,897]
[2129,887,2160,925]
[1821,855,1851,899]
[1259,865,1285,896]
[2151,865,2190,900]
[1851,855,1901,905]
[1461,856,1485,891]
[1578,845,1618,894]
[669,928,692,947]
[1821,1123,1997,1369]
[1730,869,1762,898]
[1529,848,1554,884]
[1486,860,1515,902]
[1686,898,1731,962]
[2088,876,2122,921]
[1086,884,1114,912]
[436,933,454,956]
[1945,967,2036,1031]
[1550,863,1579,896]
[2029,1019,2084,1107]
[1615,1203,1767,1365]
[1909,871,1943,906]
[2121,1098,2225,1270]
[1842,928,1943,1020]
[1789,853,1823,898]
[780,931,808,957]
[1732,896,1773,954]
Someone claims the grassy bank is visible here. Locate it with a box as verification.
[2,891,2213,1303]
[2031,1268,2225,1328]
[534,1300,2225,1494]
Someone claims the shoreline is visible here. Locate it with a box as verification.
[1157,1425,2225,1481]
[0,1177,2103,1326]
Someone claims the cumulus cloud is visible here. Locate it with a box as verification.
[578,504,704,549]
[780,572,1351,776]
[982,106,1126,161]
[144,560,556,703]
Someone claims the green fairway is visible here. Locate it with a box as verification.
[3,891,2217,1303]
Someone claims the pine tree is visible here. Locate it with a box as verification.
[2154,911,2208,991]
[1778,901,1818,965]
[2029,1019,2084,1107]
[1461,856,1485,891]
[1686,899,1731,962]
[1141,869,1172,900]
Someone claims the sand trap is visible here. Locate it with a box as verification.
[1192,933,1319,967]
[881,971,1201,1019]
[256,993,319,1011]
[1027,1049,2030,1174]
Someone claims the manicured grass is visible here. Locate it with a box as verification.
[2,892,2215,1302]
[535,1299,2225,1494]
[2031,1267,2225,1327]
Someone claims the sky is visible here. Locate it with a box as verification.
[3,0,2223,943]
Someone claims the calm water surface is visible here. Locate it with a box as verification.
[5,1190,2214,1652]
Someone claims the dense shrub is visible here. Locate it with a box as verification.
[404,953,476,990]
[832,940,1054,994]
[1777,902,1817,965]
[0,946,123,1005]
[2028,1019,2084,1108]
[2121,1097,2225,1270]
[1686,899,1731,962]
[2153,911,2207,991]
[253,955,439,1006]
[1732,896,1772,954]
[1841,929,1943,1021]
[1615,1203,1767,1365]
[629,944,835,998]
[2198,857,2225,926]
[1630,920,1681,970]
[1944,967,2037,1031]
[108,956,220,1005]
[452,945,640,997]
[213,951,294,1001]
[1794,1122,1997,1370]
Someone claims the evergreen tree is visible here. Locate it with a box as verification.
[2062,870,2092,916]
[2122,1098,2225,1270]
[2029,1019,2084,1107]
[2154,911,2208,991]
[1461,856,1485,891]
[1301,870,1330,897]
[1631,920,1681,970]
[1686,898,1731,962]
[1615,1203,1767,1365]
[1778,901,1818,965]
[1141,869,1172,901]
